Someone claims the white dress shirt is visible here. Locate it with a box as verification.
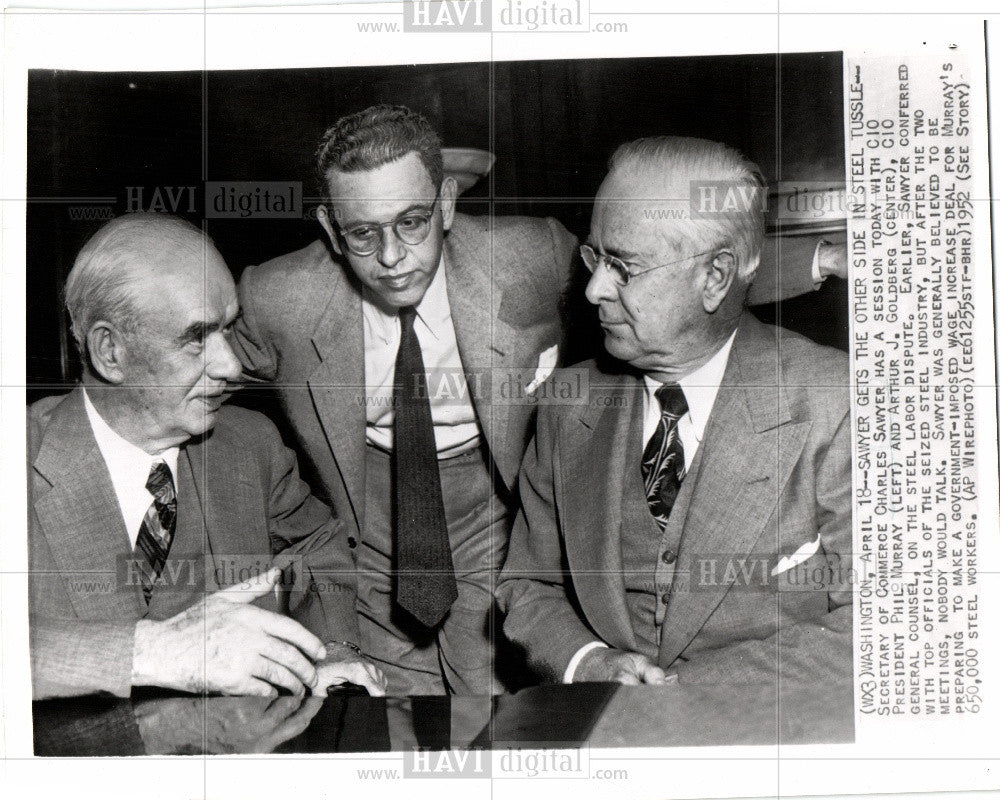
[640,329,738,471]
[563,330,737,683]
[83,389,179,550]
[362,258,481,457]
[811,240,829,287]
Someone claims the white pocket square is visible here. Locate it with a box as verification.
[525,344,559,395]
[771,535,822,577]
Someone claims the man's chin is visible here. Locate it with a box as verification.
[602,332,640,364]
[186,402,223,435]
[366,272,434,310]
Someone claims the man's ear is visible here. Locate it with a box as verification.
[439,175,458,231]
[702,249,738,313]
[317,205,343,256]
[86,322,129,384]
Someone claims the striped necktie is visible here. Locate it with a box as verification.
[133,460,177,604]
[640,383,688,530]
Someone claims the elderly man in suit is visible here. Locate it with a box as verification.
[233,105,844,696]
[29,213,384,700]
[496,136,852,686]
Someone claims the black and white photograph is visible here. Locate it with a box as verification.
[2,4,999,800]
[23,49,855,751]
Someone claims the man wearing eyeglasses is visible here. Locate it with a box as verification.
[233,106,842,696]
[232,104,581,696]
[496,136,852,688]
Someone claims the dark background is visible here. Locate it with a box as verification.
[27,52,847,401]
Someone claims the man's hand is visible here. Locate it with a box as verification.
[132,567,328,697]
[574,647,670,685]
[817,240,848,280]
[313,643,388,696]
[135,694,323,754]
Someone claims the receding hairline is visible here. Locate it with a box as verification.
[595,167,692,206]
[83,212,213,258]
[600,137,766,285]
[74,215,227,290]
[65,214,229,355]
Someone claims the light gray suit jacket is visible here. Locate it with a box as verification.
[231,215,824,545]
[28,388,361,699]
[233,213,578,543]
[497,314,852,685]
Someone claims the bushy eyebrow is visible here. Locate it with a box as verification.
[589,242,643,262]
[176,321,219,345]
[175,308,237,346]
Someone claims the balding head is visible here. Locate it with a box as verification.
[65,213,217,358]
[600,136,765,284]
[64,213,241,453]
[585,137,765,381]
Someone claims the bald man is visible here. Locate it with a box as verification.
[28,213,384,700]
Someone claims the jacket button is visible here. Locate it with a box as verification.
[347,536,357,549]
[660,591,671,605]
[661,550,677,564]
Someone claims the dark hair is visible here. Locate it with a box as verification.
[315,104,443,199]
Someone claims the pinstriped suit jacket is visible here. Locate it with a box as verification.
[28,387,361,699]
[497,314,852,685]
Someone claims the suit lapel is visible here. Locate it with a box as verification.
[558,375,639,651]
[307,264,367,534]
[31,388,146,618]
[182,428,270,592]
[658,316,811,667]
[445,219,540,490]
[446,225,509,483]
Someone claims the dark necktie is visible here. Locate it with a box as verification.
[640,383,688,530]
[392,306,457,627]
[133,461,177,604]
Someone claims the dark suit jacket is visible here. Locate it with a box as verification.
[496,314,852,685]
[232,212,578,543]
[28,388,360,699]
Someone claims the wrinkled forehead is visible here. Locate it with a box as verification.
[595,167,692,213]
[591,171,697,254]
[134,246,236,319]
[139,238,230,282]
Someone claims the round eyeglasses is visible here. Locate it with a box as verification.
[338,193,440,257]
[580,244,715,286]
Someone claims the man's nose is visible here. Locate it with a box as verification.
[377,227,406,268]
[584,264,619,306]
[206,332,243,382]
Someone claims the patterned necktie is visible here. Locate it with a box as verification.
[392,306,458,627]
[641,383,688,530]
[133,460,177,604]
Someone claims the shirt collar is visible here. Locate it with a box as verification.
[362,254,450,343]
[643,329,737,433]
[413,255,451,335]
[82,387,179,483]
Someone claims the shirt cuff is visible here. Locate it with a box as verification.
[563,641,609,683]
[811,239,831,286]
